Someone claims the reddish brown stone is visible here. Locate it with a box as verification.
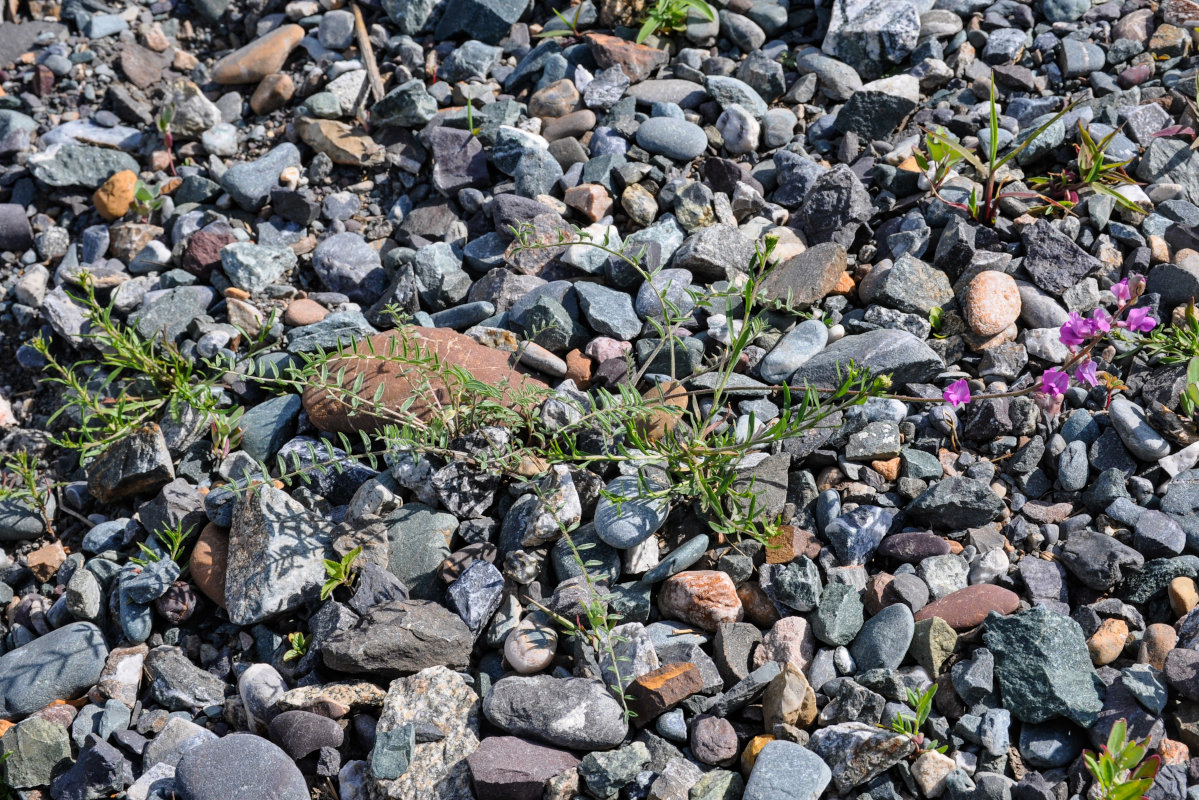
[27,542,66,583]
[120,43,168,90]
[864,573,894,616]
[302,328,548,434]
[584,32,669,83]
[250,72,295,115]
[737,581,781,628]
[628,662,704,724]
[283,298,329,327]
[182,226,236,277]
[191,523,229,609]
[913,584,1020,631]
[466,735,579,800]
[764,526,818,564]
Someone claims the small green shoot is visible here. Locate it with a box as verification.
[131,522,196,567]
[0,451,55,538]
[539,3,586,38]
[918,77,1076,224]
[636,0,716,43]
[1083,719,1160,800]
[282,632,311,662]
[889,685,947,755]
[322,546,362,600]
[928,306,946,339]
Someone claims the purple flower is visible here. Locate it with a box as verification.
[1090,308,1111,333]
[943,378,971,409]
[1120,307,1158,333]
[1073,359,1098,388]
[1040,368,1069,398]
[1058,312,1093,348]
[1112,279,1131,305]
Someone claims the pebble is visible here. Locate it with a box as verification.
[635,117,708,161]
[212,25,305,84]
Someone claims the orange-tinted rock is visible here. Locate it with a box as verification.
[1171,576,1199,617]
[913,584,1019,631]
[283,298,328,327]
[872,457,900,481]
[563,184,613,222]
[1160,737,1189,765]
[1142,623,1178,670]
[584,32,669,83]
[93,170,138,221]
[740,734,774,775]
[964,271,1021,337]
[628,662,704,723]
[658,571,743,631]
[1087,618,1129,666]
[191,523,229,609]
[250,72,295,114]
[211,25,304,85]
[636,381,687,441]
[302,328,549,434]
[27,541,66,582]
[564,349,593,388]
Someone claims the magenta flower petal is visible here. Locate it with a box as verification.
[1119,307,1158,333]
[1089,308,1111,333]
[942,378,971,409]
[1112,279,1131,305]
[1073,359,1098,388]
[1039,368,1069,398]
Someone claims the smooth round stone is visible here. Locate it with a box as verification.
[876,531,951,563]
[594,475,670,549]
[964,271,1021,337]
[504,613,558,674]
[913,584,1020,631]
[656,708,688,743]
[635,117,708,161]
[175,733,307,800]
[268,710,344,759]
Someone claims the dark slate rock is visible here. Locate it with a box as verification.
[907,477,1005,529]
[321,599,474,678]
[0,622,108,720]
[1020,219,1102,294]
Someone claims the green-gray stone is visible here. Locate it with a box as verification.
[909,616,957,676]
[982,606,1103,727]
[635,337,705,378]
[1,717,73,789]
[900,448,942,480]
[1120,556,1199,604]
[372,79,437,127]
[29,145,139,190]
[383,503,456,601]
[690,768,745,800]
[370,722,414,780]
[579,742,651,799]
[811,582,864,646]
[304,92,343,119]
